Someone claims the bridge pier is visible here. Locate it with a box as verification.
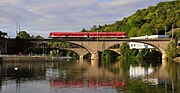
[80,55,84,59]
[162,53,167,60]
[91,52,99,60]
[91,59,99,67]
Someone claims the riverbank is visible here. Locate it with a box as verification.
[1,55,64,62]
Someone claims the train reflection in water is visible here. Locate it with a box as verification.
[49,80,125,88]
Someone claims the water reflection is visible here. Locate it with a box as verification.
[0,59,180,93]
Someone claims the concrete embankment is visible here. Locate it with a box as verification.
[1,55,62,62]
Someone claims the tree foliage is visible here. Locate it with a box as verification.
[17,31,30,39]
[17,31,44,39]
[166,39,177,60]
[31,35,44,39]
[81,28,87,32]
[119,43,138,57]
[119,42,160,60]
[85,1,180,38]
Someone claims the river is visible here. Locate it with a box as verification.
[0,59,180,93]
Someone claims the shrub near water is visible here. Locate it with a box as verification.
[119,43,160,60]
[166,39,178,60]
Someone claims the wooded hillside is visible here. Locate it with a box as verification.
[82,1,180,38]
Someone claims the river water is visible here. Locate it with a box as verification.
[0,59,180,93]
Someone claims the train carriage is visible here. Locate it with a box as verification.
[49,32,126,38]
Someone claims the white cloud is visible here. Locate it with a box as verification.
[0,0,165,38]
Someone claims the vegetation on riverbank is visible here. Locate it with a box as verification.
[17,31,44,39]
[100,50,119,66]
[118,43,160,60]
[166,39,178,60]
[82,1,180,38]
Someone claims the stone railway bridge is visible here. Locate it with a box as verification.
[5,38,171,60]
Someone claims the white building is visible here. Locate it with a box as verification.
[129,65,154,78]
[129,42,154,49]
[129,35,168,49]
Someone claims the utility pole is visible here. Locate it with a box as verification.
[16,23,19,37]
[16,23,21,37]
[172,24,174,39]
[165,26,167,37]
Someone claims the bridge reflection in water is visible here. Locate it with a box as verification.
[0,59,180,93]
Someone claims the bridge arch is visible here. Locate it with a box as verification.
[64,41,93,54]
[17,38,170,60]
[58,48,89,58]
[23,40,91,59]
[106,43,121,55]
[24,42,48,54]
[106,41,166,59]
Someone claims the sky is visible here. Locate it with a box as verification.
[0,0,167,38]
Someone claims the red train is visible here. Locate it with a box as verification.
[49,32,126,38]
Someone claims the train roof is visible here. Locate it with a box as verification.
[49,32,126,33]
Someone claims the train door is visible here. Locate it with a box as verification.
[84,33,88,38]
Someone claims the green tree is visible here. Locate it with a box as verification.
[85,1,180,38]
[31,35,44,39]
[166,39,177,60]
[81,28,86,32]
[90,25,98,32]
[119,43,130,57]
[128,27,138,37]
[18,31,30,39]
[34,35,44,39]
